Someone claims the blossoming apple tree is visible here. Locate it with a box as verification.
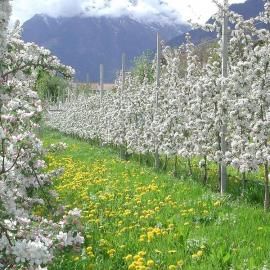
[0,1,84,268]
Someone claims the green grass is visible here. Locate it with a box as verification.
[41,129,270,270]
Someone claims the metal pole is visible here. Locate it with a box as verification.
[155,33,161,170]
[98,64,104,146]
[120,53,126,159]
[156,33,161,90]
[100,64,104,100]
[220,0,229,195]
[121,53,125,98]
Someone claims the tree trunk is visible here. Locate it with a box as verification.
[188,158,193,176]
[146,151,151,166]
[99,139,103,148]
[162,155,168,171]
[218,163,221,191]
[264,162,269,211]
[203,155,208,185]
[139,153,142,165]
[241,172,247,197]
[154,148,160,170]
[173,155,178,178]
[120,145,127,160]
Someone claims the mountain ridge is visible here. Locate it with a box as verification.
[22,15,189,82]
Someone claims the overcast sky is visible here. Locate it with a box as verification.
[11,0,246,25]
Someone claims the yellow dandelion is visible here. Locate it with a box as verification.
[107,248,116,257]
[138,251,146,257]
[124,254,133,261]
[146,260,155,267]
[213,200,221,207]
[177,260,184,267]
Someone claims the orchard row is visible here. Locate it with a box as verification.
[48,2,270,208]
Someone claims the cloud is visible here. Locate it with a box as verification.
[11,0,246,25]
[81,0,187,24]
[11,0,85,23]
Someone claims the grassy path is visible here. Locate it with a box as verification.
[42,129,270,270]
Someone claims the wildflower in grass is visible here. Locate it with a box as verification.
[99,239,107,247]
[86,246,94,257]
[146,260,155,267]
[191,253,198,259]
[128,264,136,270]
[192,250,203,260]
[124,254,133,261]
[138,251,146,256]
[177,260,184,267]
[139,234,146,242]
[107,249,116,257]
[85,263,94,270]
[168,265,177,270]
[213,200,221,207]
[133,255,140,261]
[203,210,209,215]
